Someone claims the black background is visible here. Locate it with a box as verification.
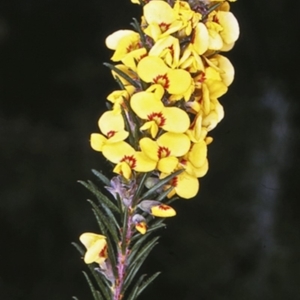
[1,0,300,299]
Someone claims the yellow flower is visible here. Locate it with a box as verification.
[205,54,235,87]
[105,30,141,62]
[139,200,176,217]
[79,233,108,264]
[137,56,192,95]
[90,109,128,152]
[142,0,182,41]
[135,221,147,234]
[130,84,190,137]
[140,132,191,174]
[102,141,156,179]
[206,10,239,51]
[162,171,199,199]
[148,35,180,68]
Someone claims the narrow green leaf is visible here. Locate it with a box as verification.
[72,242,112,298]
[103,62,139,88]
[88,199,120,241]
[130,18,147,50]
[136,272,161,297]
[203,3,222,20]
[91,169,111,186]
[123,250,153,294]
[121,107,136,148]
[82,271,102,300]
[140,169,183,201]
[121,208,129,254]
[91,209,118,278]
[78,180,119,213]
[132,172,150,206]
[155,186,174,201]
[128,236,159,268]
[114,75,127,90]
[126,274,147,300]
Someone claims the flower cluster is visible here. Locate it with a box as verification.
[91,0,239,199]
[77,1,239,298]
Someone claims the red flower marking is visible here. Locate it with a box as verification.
[171,176,178,187]
[158,146,171,159]
[153,74,170,89]
[167,45,174,57]
[99,244,107,258]
[197,71,206,83]
[159,22,170,33]
[121,155,137,169]
[147,112,166,126]
[136,222,147,229]
[158,204,170,211]
[107,130,116,138]
[213,15,219,24]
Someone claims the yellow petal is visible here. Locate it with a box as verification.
[143,1,176,25]
[161,107,190,133]
[90,133,107,152]
[157,132,190,157]
[137,56,168,83]
[175,172,199,199]
[193,23,209,55]
[151,204,176,217]
[102,142,135,163]
[157,156,178,173]
[217,11,239,45]
[130,91,163,119]
[135,222,147,234]
[166,68,192,95]
[98,110,125,136]
[84,239,107,264]
[79,232,106,248]
[139,138,159,162]
[188,140,207,168]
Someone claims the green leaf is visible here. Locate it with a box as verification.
[155,186,174,202]
[124,236,160,291]
[136,272,161,297]
[91,209,118,279]
[121,208,129,254]
[72,243,112,298]
[132,173,150,206]
[82,271,103,300]
[88,199,120,240]
[91,169,111,186]
[203,2,222,20]
[128,236,159,268]
[130,18,147,50]
[78,180,119,213]
[103,62,139,88]
[126,274,147,300]
[140,169,183,201]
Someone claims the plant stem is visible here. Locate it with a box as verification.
[113,213,133,300]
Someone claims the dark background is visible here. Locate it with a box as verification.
[1,0,299,299]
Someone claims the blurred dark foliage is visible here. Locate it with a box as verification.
[0,0,299,299]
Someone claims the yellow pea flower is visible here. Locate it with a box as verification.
[79,232,108,264]
[140,132,191,174]
[137,56,192,95]
[142,0,184,41]
[130,85,190,137]
[101,141,156,179]
[161,171,199,199]
[139,200,176,217]
[149,35,180,68]
[106,30,141,62]
[90,109,129,152]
